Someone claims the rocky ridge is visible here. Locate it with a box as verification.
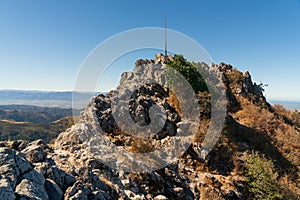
[0,54,299,199]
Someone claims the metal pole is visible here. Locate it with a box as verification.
[164,13,167,57]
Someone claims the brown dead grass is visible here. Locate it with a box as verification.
[273,104,300,129]
[127,137,155,153]
[166,91,182,116]
[232,98,300,198]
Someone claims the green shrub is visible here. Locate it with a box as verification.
[243,151,283,200]
[166,54,208,93]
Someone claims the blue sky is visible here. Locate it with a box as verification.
[0,0,300,101]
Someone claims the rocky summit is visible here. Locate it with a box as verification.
[0,54,299,199]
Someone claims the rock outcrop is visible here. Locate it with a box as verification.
[0,142,241,199]
[0,54,299,199]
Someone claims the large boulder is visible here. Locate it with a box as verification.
[15,179,49,200]
[15,169,48,200]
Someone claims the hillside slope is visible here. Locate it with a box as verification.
[0,105,76,124]
[0,105,77,142]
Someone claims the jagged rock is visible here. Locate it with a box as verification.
[0,148,20,188]
[124,190,145,200]
[154,53,171,64]
[55,125,82,151]
[34,158,55,176]
[218,62,233,71]
[46,166,76,190]
[64,182,90,200]
[78,168,109,191]
[21,169,45,185]
[68,190,88,200]
[0,148,34,199]
[219,62,272,111]
[135,59,154,66]
[15,179,49,200]
[15,169,48,200]
[15,152,32,175]
[45,179,63,200]
[22,145,46,163]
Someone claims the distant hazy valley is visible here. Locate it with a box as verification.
[0,104,77,142]
[0,90,95,109]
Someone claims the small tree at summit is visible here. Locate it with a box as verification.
[166,54,208,94]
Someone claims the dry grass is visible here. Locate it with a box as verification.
[273,104,300,129]
[231,98,300,198]
[235,99,300,164]
[193,119,210,144]
[166,91,182,116]
[225,68,244,83]
[235,99,278,134]
[127,137,155,153]
[278,175,300,200]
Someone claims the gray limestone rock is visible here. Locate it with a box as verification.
[21,169,45,185]
[46,166,76,190]
[22,145,46,163]
[15,152,32,175]
[15,179,49,200]
[0,148,20,188]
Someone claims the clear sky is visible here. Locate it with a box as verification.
[0,0,300,101]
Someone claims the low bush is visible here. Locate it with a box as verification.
[243,151,282,200]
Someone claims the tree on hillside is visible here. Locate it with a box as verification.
[243,151,282,200]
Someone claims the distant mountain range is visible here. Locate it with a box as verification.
[0,90,99,142]
[0,90,75,100]
[0,90,99,109]
[1,90,299,110]
[0,104,81,124]
[0,104,78,142]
